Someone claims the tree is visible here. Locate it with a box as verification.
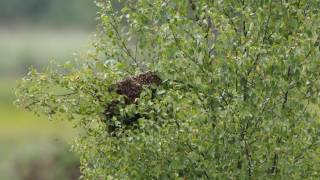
[16,0,320,179]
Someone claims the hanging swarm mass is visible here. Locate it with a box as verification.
[103,71,162,132]
[115,71,162,103]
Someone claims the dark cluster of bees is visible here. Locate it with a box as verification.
[103,71,162,134]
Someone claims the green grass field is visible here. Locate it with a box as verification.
[0,27,91,179]
[0,80,78,179]
[0,80,76,141]
[0,27,91,77]
[0,108,77,179]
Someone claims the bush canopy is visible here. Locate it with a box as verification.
[16,0,320,179]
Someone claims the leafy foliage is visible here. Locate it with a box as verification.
[16,0,320,179]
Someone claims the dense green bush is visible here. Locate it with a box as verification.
[16,0,320,179]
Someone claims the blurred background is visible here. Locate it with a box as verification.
[0,0,96,179]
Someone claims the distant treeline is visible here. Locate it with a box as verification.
[0,0,97,28]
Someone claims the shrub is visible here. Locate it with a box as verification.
[16,0,320,179]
